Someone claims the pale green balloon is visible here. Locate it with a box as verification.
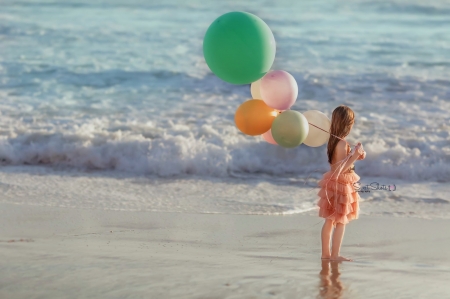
[271,110,309,148]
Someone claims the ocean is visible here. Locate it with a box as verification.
[0,0,449,218]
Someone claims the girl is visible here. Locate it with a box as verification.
[317,105,366,262]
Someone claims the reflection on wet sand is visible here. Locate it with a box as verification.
[318,260,344,298]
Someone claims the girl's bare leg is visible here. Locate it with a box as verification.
[321,219,334,259]
[330,223,353,261]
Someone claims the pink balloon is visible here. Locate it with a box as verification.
[260,70,298,110]
[262,129,278,145]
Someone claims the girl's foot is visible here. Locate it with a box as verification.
[321,255,331,260]
[330,255,353,262]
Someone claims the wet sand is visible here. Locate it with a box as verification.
[1,202,449,298]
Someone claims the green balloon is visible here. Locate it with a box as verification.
[203,11,276,85]
[271,110,309,148]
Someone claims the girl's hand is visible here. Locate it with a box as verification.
[357,150,366,160]
[354,143,364,156]
[354,142,365,159]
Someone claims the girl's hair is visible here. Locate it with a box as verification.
[327,105,355,164]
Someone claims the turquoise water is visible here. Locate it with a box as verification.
[0,0,449,182]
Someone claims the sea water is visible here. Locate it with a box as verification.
[0,0,449,217]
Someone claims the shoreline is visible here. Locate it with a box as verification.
[0,165,448,219]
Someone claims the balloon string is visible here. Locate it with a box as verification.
[274,110,355,146]
[302,153,353,228]
[324,153,353,227]
[303,138,355,189]
[307,122,357,147]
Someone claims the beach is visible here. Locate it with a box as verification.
[1,0,450,298]
[2,200,450,298]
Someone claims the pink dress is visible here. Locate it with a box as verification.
[317,143,361,226]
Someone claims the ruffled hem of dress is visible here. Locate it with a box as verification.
[316,170,361,227]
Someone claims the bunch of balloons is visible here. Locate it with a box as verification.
[203,11,331,148]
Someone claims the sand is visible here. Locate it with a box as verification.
[1,202,450,298]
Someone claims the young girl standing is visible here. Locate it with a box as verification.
[317,105,366,262]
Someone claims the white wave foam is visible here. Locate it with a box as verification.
[0,116,448,182]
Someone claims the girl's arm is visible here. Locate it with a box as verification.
[334,141,362,172]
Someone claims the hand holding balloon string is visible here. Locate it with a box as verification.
[354,143,365,156]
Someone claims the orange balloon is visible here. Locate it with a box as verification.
[234,99,277,136]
